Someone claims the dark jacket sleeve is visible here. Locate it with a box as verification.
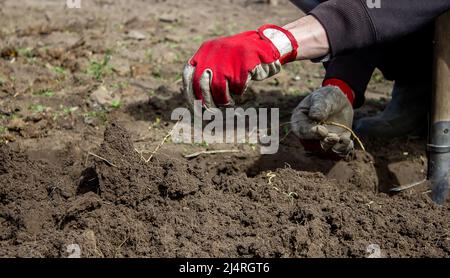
[309,0,450,56]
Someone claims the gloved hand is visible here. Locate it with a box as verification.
[291,85,355,156]
[183,24,298,108]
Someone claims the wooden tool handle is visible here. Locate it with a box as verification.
[432,11,450,124]
[428,11,450,204]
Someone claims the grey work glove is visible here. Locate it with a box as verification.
[291,86,355,155]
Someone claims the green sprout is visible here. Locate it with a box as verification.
[83,110,107,123]
[63,106,78,116]
[34,89,55,97]
[192,35,204,43]
[110,100,122,109]
[195,141,209,148]
[53,66,66,76]
[145,49,153,62]
[29,104,46,113]
[17,47,34,58]
[111,81,129,90]
[87,50,113,80]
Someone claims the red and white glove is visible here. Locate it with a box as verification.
[183,24,299,108]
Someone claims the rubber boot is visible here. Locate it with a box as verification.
[354,81,429,139]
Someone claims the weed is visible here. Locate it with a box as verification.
[172,72,182,83]
[17,47,34,58]
[286,87,305,96]
[63,106,78,116]
[53,106,79,120]
[0,126,7,134]
[29,104,46,113]
[110,100,122,109]
[193,35,204,43]
[209,24,225,37]
[83,110,107,123]
[195,141,209,148]
[145,49,153,62]
[34,89,55,97]
[111,81,129,90]
[18,47,36,64]
[53,66,66,76]
[87,50,113,80]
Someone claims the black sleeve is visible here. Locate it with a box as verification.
[309,0,450,56]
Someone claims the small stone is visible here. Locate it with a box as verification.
[126,30,146,41]
[159,14,178,23]
[90,86,117,107]
[110,58,130,76]
[164,34,181,43]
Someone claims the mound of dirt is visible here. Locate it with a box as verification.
[0,122,449,258]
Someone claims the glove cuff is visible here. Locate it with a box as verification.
[258,24,299,64]
[323,78,355,106]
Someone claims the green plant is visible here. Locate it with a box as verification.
[210,24,225,36]
[246,142,257,151]
[34,89,55,97]
[172,72,182,82]
[194,141,209,148]
[0,126,7,134]
[87,50,113,80]
[17,47,34,58]
[111,81,129,90]
[17,47,37,64]
[52,106,78,120]
[145,49,153,62]
[286,87,304,96]
[83,110,107,123]
[29,104,46,113]
[110,100,122,109]
[63,106,78,116]
[192,35,204,43]
[53,66,66,76]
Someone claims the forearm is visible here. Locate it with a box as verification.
[283,15,329,60]
[309,0,450,56]
[285,0,450,59]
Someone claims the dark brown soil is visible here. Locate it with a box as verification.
[1,122,449,258]
[0,0,449,258]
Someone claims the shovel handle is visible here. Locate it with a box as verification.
[431,11,450,124]
[428,11,450,204]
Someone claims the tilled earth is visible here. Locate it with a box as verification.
[0,0,449,257]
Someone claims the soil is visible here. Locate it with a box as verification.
[0,0,449,258]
